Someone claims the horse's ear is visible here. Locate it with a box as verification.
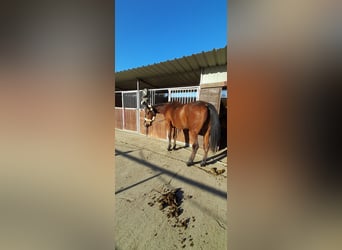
[141,99,147,108]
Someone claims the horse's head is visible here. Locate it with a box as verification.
[141,89,156,127]
[141,101,156,127]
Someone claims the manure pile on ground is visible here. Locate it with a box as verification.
[210,167,225,175]
[148,185,196,248]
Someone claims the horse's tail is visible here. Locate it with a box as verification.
[207,102,221,152]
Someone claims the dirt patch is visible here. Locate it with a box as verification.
[115,129,227,249]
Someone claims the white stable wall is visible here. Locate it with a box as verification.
[200,65,227,84]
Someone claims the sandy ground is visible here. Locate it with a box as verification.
[115,129,227,250]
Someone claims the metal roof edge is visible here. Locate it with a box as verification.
[116,46,227,74]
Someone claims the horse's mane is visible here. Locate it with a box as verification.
[153,101,182,114]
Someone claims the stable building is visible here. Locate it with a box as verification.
[115,46,227,149]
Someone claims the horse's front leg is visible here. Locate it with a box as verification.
[167,123,172,151]
[186,132,199,166]
[172,127,177,150]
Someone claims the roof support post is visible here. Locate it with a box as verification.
[136,79,140,133]
[121,91,125,129]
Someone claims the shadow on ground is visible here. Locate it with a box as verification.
[115,149,227,199]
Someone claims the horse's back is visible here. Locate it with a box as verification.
[166,101,209,130]
[185,101,209,115]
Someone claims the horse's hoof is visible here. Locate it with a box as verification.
[200,161,206,167]
[167,147,172,151]
[186,161,193,166]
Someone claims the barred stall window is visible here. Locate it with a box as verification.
[147,89,169,106]
[122,91,138,109]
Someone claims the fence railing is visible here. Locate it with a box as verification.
[169,86,199,104]
[115,86,199,109]
[115,86,200,134]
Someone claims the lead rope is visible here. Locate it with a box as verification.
[144,117,165,123]
[143,116,165,137]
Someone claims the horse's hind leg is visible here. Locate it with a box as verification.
[167,122,173,151]
[186,132,199,166]
[200,129,210,167]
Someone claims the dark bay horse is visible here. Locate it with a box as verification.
[141,100,220,166]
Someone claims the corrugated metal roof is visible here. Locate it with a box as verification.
[115,46,227,91]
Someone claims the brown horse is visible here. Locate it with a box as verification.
[141,100,220,166]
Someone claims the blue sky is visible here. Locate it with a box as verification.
[115,0,227,72]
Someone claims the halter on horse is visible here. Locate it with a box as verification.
[143,103,156,127]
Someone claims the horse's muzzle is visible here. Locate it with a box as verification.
[144,121,152,127]
[144,117,155,127]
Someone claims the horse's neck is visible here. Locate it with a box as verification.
[154,102,182,114]
[153,103,167,114]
